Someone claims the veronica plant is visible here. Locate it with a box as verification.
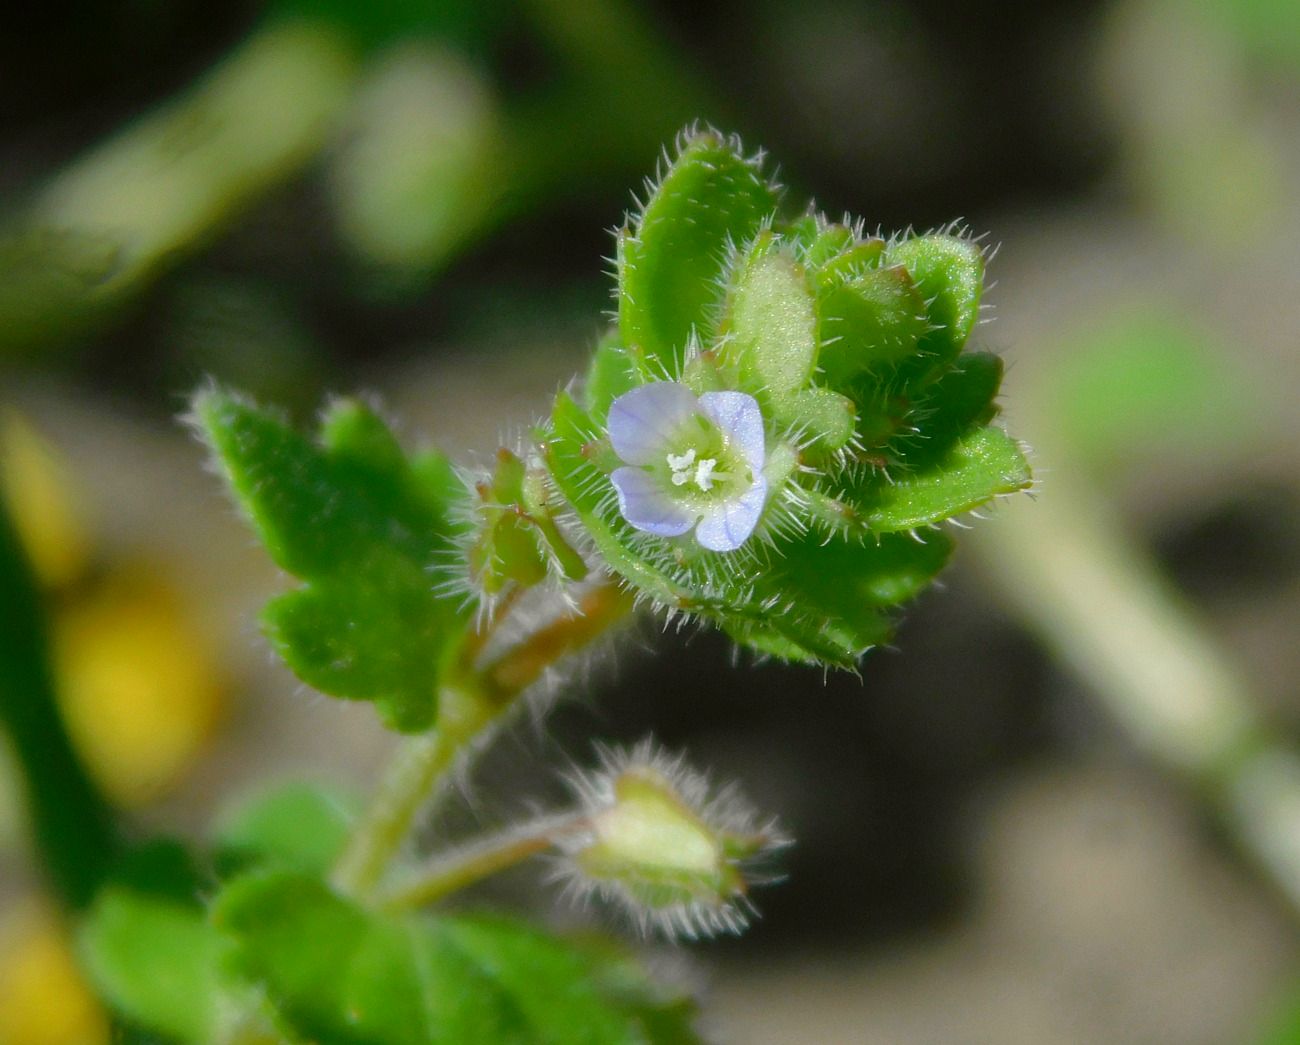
[69,128,1030,1042]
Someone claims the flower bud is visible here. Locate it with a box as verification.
[559,741,786,939]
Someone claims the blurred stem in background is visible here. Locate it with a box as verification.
[971,309,1300,917]
[0,490,117,911]
[0,0,715,356]
[0,21,357,357]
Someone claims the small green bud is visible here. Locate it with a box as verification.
[469,447,587,597]
[560,741,785,939]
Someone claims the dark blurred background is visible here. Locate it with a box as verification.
[2,1,1298,1042]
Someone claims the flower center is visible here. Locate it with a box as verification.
[666,448,723,492]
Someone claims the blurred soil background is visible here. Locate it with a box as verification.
[2,1,1299,1042]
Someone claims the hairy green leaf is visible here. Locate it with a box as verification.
[192,388,470,731]
[730,529,952,665]
[886,233,984,373]
[854,426,1031,532]
[618,130,779,374]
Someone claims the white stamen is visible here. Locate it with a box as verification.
[694,458,718,492]
[668,448,697,487]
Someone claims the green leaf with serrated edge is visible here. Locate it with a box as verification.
[80,887,224,1042]
[585,329,640,423]
[214,870,701,1045]
[849,426,1030,532]
[262,555,457,731]
[817,265,931,387]
[193,388,470,732]
[885,234,984,376]
[213,782,357,878]
[618,130,779,374]
[729,529,952,664]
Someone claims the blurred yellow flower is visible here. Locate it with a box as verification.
[0,412,90,591]
[0,906,108,1045]
[52,571,225,807]
[1,411,226,807]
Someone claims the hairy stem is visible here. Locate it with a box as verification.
[332,581,632,899]
[379,813,587,911]
[331,723,474,899]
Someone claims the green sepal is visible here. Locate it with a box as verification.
[618,130,780,374]
[848,426,1031,532]
[902,350,1004,471]
[817,264,931,388]
[192,387,471,732]
[719,237,817,406]
[213,869,701,1045]
[469,448,588,596]
[885,233,984,375]
[714,234,856,449]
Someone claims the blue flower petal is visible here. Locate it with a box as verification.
[611,467,695,537]
[608,382,700,466]
[695,475,768,552]
[697,391,765,471]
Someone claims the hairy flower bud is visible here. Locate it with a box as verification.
[557,741,786,939]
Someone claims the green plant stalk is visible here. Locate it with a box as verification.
[332,582,632,899]
[379,813,586,912]
[0,489,118,909]
[329,712,480,899]
[970,476,1300,913]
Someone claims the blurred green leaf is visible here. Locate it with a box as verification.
[80,887,223,1042]
[215,870,700,1044]
[1044,312,1259,469]
[192,389,471,731]
[269,0,502,53]
[214,782,358,878]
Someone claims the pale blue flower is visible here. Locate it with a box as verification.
[608,382,768,552]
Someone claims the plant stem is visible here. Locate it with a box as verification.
[331,724,473,899]
[970,475,1300,913]
[379,813,587,912]
[0,490,118,909]
[332,581,632,900]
